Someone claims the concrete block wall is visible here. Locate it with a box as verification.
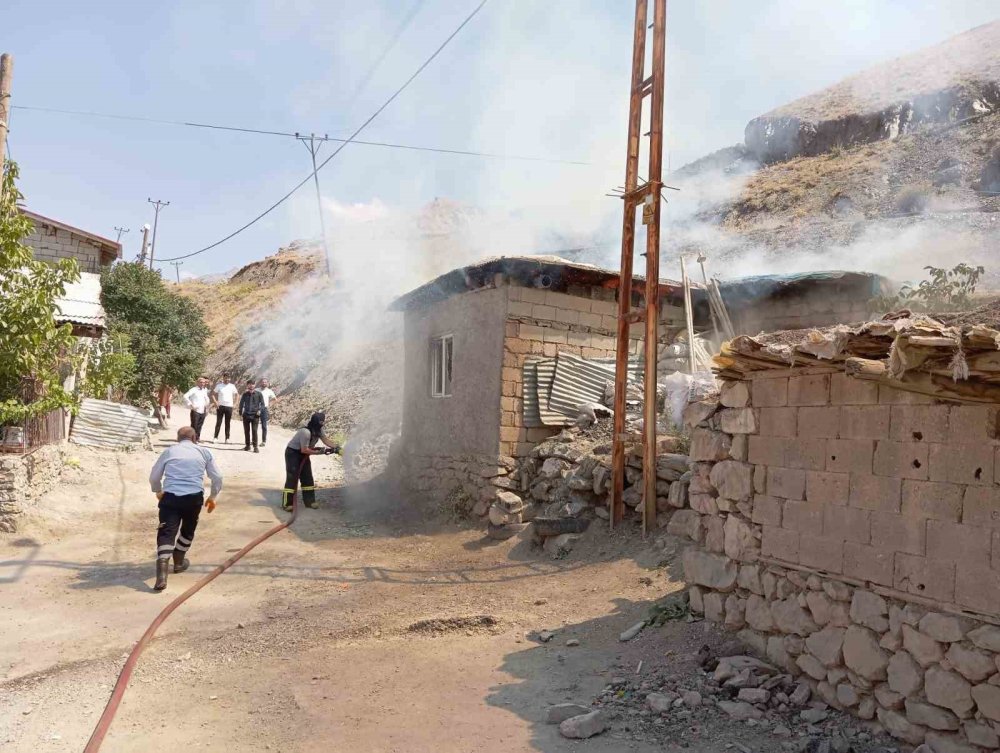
[729,292,871,336]
[672,370,1000,751]
[23,224,106,273]
[0,444,64,533]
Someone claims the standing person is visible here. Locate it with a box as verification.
[282,411,340,511]
[149,426,223,591]
[257,378,278,447]
[183,377,210,441]
[238,380,264,453]
[212,373,239,444]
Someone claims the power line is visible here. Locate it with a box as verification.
[346,0,427,105]
[158,0,490,263]
[11,105,592,165]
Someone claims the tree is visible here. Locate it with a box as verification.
[871,263,985,315]
[100,262,206,408]
[0,161,81,425]
[80,325,138,403]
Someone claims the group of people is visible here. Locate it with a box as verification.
[181,374,277,453]
[148,408,340,591]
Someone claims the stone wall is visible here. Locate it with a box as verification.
[0,444,64,533]
[23,223,109,273]
[672,369,1000,751]
[727,289,872,336]
[396,451,519,514]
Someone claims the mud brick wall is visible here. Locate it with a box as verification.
[0,444,64,533]
[673,370,1000,751]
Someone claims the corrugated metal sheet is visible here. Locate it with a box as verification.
[55,272,106,328]
[534,359,564,426]
[521,360,545,428]
[547,352,618,423]
[70,398,149,448]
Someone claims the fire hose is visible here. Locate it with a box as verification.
[82,452,326,752]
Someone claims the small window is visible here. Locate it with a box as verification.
[431,335,453,397]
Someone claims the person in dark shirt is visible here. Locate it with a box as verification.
[238,380,265,453]
[282,411,339,511]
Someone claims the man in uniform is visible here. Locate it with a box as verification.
[282,411,340,512]
[149,426,224,590]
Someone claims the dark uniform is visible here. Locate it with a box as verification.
[282,412,339,511]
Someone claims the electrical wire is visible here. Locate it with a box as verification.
[346,0,427,105]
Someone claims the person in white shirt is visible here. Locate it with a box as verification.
[257,378,278,447]
[212,373,240,444]
[183,377,211,441]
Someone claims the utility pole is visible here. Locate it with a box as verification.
[169,261,183,283]
[0,53,13,188]
[146,198,170,270]
[138,223,151,265]
[114,226,130,243]
[610,0,666,535]
[295,133,332,277]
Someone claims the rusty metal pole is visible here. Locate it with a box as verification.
[610,0,649,529]
[0,54,13,189]
[642,0,667,534]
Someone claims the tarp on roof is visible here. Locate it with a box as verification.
[55,272,105,330]
[70,398,149,448]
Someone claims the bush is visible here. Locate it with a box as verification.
[871,263,985,314]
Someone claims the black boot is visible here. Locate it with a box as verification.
[154,558,169,591]
[173,549,190,574]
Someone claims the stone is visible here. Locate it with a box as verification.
[822,580,853,602]
[689,428,732,462]
[738,564,764,596]
[971,683,1000,722]
[789,682,811,706]
[831,684,856,709]
[969,625,1000,653]
[964,721,1000,748]
[875,682,905,710]
[850,590,889,632]
[724,514,757,562]
[877,707,928,745]
[858,696,877,720]
[719,408,757,435]
[668,480,688,508]
[888,650,924,697]
[829,602,851,628]
[924,731,982,753]
[771,598,819,636]
[720,381,751,408]
[806,626,846,667]
[543,533,579,558]
[919,613,970,643]
[547,703,592,723]
[667,509,703,541]
[806,591,833,626]
[684,399,719,428]
[843,626,889,681]
[713,655,778,682]
[620,621,645,642]
[817,680,841,709]
[559,710,608,739]
[704,592,725,623]
[737,688,769,704]
[881,632,902,652]
[689,493,719,515]
[682,691,702,707]
[738,628,768,657]
[796,653,827,680]
[905,699,960,731]
[682,549,738,592]
[705,516,725,553]
[784,634,805,656]
[904,625,945,667]
[946,643,995,683]
[487,521,529,540]
[646,692,678,713]
[725,595,746,630]
[925,667,974,717]
[800,708,828,724]
[489,504,520,526]
[540,457,571,479]
[718,701,763,721]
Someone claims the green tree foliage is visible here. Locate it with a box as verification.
[100,262,207,408]
[80,325,138,403]
[0,161,81,424]
[871,263,985,315]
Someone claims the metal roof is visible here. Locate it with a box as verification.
[21,209,122,258]
[55,272,106,331]
[70,398,150,448]
[389,255,687,312]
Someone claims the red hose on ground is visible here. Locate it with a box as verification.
[82,458,307,752]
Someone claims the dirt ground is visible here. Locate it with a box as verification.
[0,420,895,753]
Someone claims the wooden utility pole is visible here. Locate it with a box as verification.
[611,0,667,534]
[138,223,151,265]
[147,198,169,270]
[169,261,183,283]
[0,54,13,184]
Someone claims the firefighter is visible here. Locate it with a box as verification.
[149,426,223,591]
[282,411,340,511]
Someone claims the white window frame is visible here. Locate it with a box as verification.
[430,334,453,398]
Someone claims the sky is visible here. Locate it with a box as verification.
[5,0,998,278]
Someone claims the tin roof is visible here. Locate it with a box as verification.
[55,272,106,332]
[389,255,686,311]
[70,398,150,448]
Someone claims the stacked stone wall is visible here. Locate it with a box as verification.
[673,369,1000,751]
[398,451,519,513]
[0,444,64,533]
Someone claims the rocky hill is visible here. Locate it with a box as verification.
[668,20,1000,286]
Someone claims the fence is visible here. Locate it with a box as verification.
[0,408,66,454]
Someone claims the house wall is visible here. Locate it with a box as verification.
[23,222,111,273]
[0,444,64,533]
[727,280,874,335]
[671,368,1000,750]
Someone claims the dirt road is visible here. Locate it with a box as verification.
[0,421,684,752]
